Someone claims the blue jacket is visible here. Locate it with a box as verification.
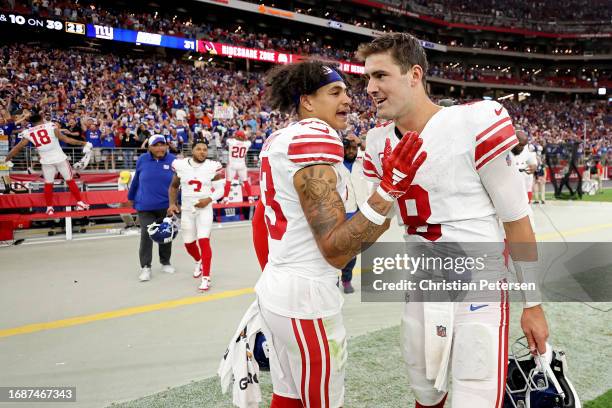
[128,152,176,211]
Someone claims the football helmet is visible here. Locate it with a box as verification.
[73,150,92,170]
[505,337,581,408]
[147,216,179,244]
[253,331,270,371]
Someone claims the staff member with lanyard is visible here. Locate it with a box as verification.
[128,134,177,282]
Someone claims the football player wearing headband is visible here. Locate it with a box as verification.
[249,61,425,407]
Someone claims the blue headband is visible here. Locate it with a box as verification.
[293,66,344,109]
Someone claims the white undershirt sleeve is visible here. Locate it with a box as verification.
[479,153,531,223]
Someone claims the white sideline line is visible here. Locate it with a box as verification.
[18,221,253,246]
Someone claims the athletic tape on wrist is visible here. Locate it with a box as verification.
[360,201,386,225]
[513,260,543,308]
[376,185,396,202]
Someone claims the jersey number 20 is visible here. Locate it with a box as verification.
[231,146,247,158]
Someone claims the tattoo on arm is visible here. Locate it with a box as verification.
[295,165,390,267]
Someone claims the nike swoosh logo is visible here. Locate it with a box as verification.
[309,126,330,134]
[495,108,503,116]
[470,304,489,311]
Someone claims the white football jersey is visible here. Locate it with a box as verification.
[227,138,251,168]
[255,118,347,319]
[20,122,67,164]
[513,146,537,193]
[364,100,519,243]
[172,158,222,202]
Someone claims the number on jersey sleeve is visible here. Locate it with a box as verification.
[260,157,287,240]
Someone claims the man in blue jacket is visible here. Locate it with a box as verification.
[128,135,176,281]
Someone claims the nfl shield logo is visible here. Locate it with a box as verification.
[436,325,447,338]
[505,153,512,166]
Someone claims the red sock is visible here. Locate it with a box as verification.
[243,180,252,197]
[223,180,231,198]
[184,241,201,262]
[270,393,303,408]
[198,238,212,277]
[416,394,447,408]
[44,183,54,207]
[66,179,82,201]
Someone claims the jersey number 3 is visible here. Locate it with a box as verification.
[397,185,442,241]
[260,157,287,240]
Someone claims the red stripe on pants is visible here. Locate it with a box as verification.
[494,285,509,408]
[291,319,308,407]
[300,320,323,408]
[316,319,331,408]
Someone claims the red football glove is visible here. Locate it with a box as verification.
[377,131,426,201]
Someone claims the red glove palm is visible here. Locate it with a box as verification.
[378,131,426,201]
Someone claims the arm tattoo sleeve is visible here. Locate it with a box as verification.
[294,165,390,267]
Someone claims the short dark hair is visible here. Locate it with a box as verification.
[191,139,208,150]
[265,60,347,114]
[29,110,43,123]
[357,33,429,88]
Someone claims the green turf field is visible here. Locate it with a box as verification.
[110,302,611,408]
[545,188,612,203]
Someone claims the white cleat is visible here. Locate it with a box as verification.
[193,261,202,278]
[161,264,176,274]
[75,201,90,210]
[139,267,152,282]
[46,206,55,216]
[198,276,211,291]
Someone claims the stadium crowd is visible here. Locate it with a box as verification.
[0,44,610,171]
[2,0,609,61]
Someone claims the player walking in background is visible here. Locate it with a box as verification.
[3,110,91,215]
[532,152,547,204]
[512,129,538,203]
[252,61,425,408]
[358,33,548,408]
[223,129,254,202]
[168,141,225,291]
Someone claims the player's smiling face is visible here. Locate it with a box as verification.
[192,143,208,162]
[364,52,415,121]
[302,81,351,131]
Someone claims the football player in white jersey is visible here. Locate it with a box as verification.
[223,129,254,202]
[251,61,425,408]
[3,111,92,215]
[358,33,549,408]
[511,130,538,203]
[168,140,224,291]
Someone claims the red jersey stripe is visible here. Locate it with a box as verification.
[476,117,512,141]
[475,124,516,162]
[292,134,341,142]
[288,141,343,160]
[476,137,518,170]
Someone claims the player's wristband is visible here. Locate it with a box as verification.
[360,201,386,225]
[376,185,395,202]
[513,260,543,308]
